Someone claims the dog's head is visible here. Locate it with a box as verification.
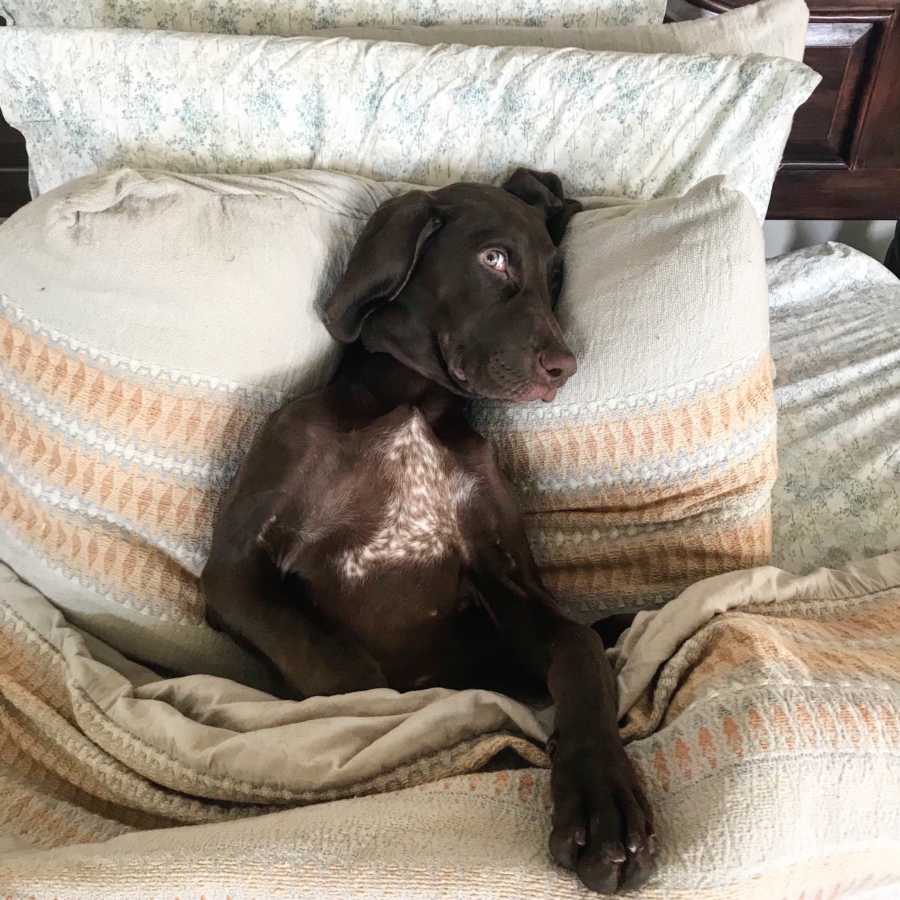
[322,168,580,402]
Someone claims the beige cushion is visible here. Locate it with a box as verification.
[471,177,777,620]
[0,167,400,683]
[321,0,809,61]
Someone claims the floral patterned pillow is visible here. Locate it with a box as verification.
[0,28,819,219]
[0,0,666,31]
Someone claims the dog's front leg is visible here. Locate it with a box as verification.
[544,618,656,893]
[467,499,655,892]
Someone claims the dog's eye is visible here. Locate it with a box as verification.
[480,248,508,274]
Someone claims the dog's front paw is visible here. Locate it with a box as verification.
[549,735,655,893]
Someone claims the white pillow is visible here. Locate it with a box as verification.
[321,0,809,61]
[0,167,773,671]
[0,0,806,61]
[0,0,665,30]
[0,28,819,219]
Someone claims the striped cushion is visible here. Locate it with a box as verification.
[0,167,398,682]
[471,177,776,620]
[0,169,774,680]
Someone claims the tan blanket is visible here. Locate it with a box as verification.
[2,553,900,897]
[0,561,549,838]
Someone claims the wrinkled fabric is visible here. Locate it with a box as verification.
[768,242,900,572]
[314,0,808,61]
[2,550,900,897]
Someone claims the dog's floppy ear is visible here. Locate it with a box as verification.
[501,167,581,246]
[322,191,442,343]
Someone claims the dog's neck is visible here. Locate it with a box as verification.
[336,343,463,423]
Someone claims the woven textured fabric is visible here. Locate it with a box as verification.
[2,552,899,897]
[0,167,407,681]
[471,178,776,620]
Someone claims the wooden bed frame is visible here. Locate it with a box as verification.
[1,1,898,274]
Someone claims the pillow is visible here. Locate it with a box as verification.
[469,177,776,621]
[767,242,900,573]
[0,167,400,683]
[321,0,808,61]
[0,0,665,30]
[0,168,774,671]
[0,0,806,60]
[0,28,819,219]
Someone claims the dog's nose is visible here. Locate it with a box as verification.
[537,349,577,383]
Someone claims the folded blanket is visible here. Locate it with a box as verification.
[2,553,900,897]
[0,560,548,839]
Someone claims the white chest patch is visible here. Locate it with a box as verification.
[340,411,476,581]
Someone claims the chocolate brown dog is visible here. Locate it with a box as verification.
[202,168,655,893]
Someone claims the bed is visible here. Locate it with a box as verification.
[2,0,899,269]
[0,3,899,898]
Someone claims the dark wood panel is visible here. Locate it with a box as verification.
[853,13,900,168]
[671,0,900,15]
[0,178,30,218]
[783,20,879,165]
[0,114,27,165]
[886,222,900,275]
[770,166,900,217]
[0,105,28,217]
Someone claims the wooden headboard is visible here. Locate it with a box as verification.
[1,1,899,271]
